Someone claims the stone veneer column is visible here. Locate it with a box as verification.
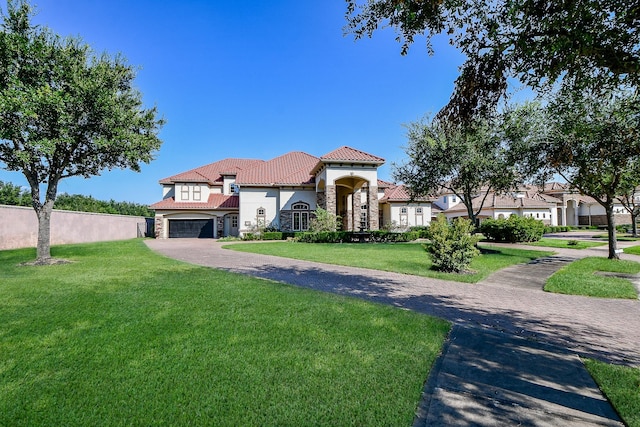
[353,189,362,231]
[316,191,326,210]
[154,215,165,238]
[368,186,379,230]
[326,185,337,216]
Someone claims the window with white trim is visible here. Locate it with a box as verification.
[416,207,423,214]
[400,207,408,214]
[193,185,201,201]
[292,202,309,231]
[257,207,266,227]
[180,185,189,201]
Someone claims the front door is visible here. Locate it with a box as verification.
[229,215,239,236]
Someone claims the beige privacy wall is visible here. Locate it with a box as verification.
[0,205,149,250]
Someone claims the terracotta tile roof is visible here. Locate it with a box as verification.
[320,146,385,163]
[150,194,239,210]
[236,151,318,186]
[445,192,556,213]
[159,158,263,185]
[377,179,394,188]
[379,184,431,202]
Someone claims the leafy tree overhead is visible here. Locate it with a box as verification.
[0,1,164,264]
[516,88,640,259]
[392,114,519,227]
[346,0,640,123]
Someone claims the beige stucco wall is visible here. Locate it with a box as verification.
[0,205,148,250]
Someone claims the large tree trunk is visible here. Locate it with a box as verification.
[605,204,619,260]
[35,199,55,263]
[26,172,60,264]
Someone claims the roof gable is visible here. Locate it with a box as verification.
[320,146,385,163]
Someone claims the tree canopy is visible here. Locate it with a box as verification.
[515,88,640,259]
[346,0,640,122]
[0,0,164,263]
[392,114,519,226]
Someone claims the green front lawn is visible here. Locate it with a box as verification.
[0,240,449,426]
[525,238,607,250]
[224,242,553,283]
[545,257,640,298]
[584,359,640,427]
[624,245,640,255]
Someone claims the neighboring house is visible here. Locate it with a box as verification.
[437,189,561,226]
[151,146,431,238]
[435,183,633,227]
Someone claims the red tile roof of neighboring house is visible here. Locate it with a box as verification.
[150,194,239,210]
[236,151,319,186]
[445,192,556,213]
[379,184,431,202]
[159,158,263,185]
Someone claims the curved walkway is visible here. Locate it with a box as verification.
[145,238,640,426]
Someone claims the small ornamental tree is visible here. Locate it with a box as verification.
[0,1,164,263]
[309,207,341,232]
[427,214,480,273]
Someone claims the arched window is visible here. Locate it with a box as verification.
[291,202,309,231]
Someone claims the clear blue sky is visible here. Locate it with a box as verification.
[0,0,467,205]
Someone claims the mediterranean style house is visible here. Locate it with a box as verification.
[151,146,633,238]
[151,146,431,238]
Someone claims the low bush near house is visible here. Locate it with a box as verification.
[410,225,430,238]
[481,215,544,243]
[427,215,480,273]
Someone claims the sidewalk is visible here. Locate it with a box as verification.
[145,239,639,426]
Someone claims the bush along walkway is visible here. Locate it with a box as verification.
[146,239,640,426]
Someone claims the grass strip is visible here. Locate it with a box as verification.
[0,240,449,426]
[224,242,553,283]
[584,359,640,427]
[525,238,607,250]
[624,245,640,255]
[545,257,640,298]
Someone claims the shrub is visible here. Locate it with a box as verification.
[427,215,480,273]
[410,225,430,238]
[369,231,418,242]
[567,240,579,246]
[262,232,283,240]
[481,215,544,243]
[295,231,350,243]
[309,208,341,232]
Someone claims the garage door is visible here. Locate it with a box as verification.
[168,219,214,238]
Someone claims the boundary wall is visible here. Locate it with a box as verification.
[0,204,149,250]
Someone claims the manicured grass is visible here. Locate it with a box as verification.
[0,240,450,426]
[545,257,640,298]
[525,238,607,250]
[624,245,640,255]
[592,233,640,241]
[224,242,553,283]
[584,359,640,427]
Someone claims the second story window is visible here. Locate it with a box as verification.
[193,185,201,201]
[229,183,239,194]
[180,185,189,201]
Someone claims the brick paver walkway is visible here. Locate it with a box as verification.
[145,238,640,366]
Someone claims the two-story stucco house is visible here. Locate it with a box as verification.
[150,146,432,238]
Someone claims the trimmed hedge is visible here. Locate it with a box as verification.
[543,226,574,233]
[480,216,544,243]
[294,231,420,243]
